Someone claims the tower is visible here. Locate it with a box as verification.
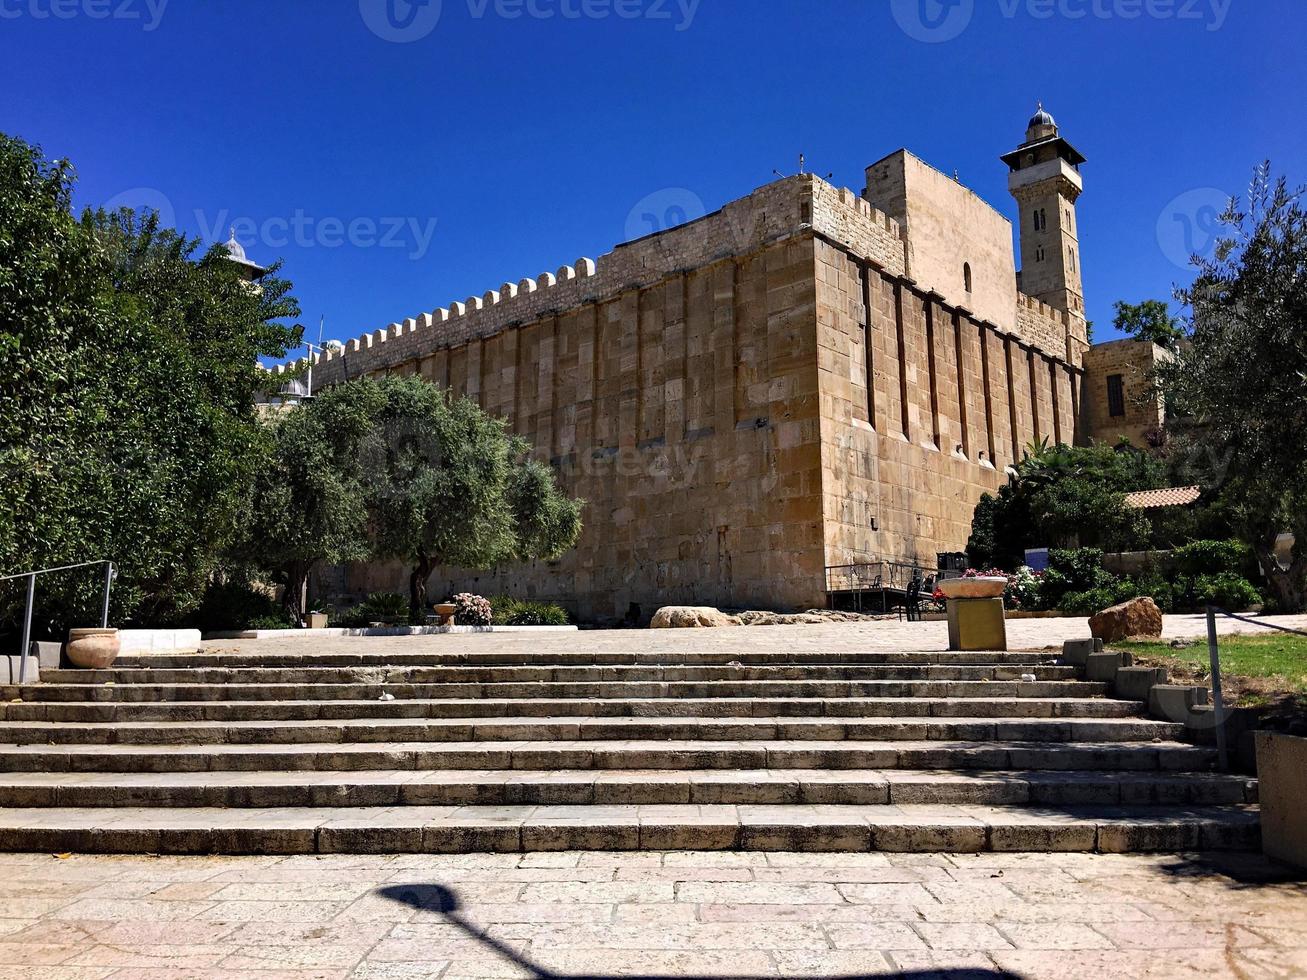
[1002,104,1086,317]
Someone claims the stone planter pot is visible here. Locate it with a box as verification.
[1256,732,1307,869]
[66,628,120,670]
[938,577,1007,600]
[433,603,457,627]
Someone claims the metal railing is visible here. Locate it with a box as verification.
[1204,605,1307,771]
[1,561,116,684]
[824,559,963,612]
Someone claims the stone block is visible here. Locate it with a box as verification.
[0,655,38,684]
[1084,652,1124,683]
[1256,732,1307,869]
[1113,667,1167,702]
[1149,684,1208,723]
[1089,597,1163,642]
[1060,638,1096,666]
[946,597,1007,652]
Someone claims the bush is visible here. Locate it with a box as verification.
[491,596,570,626]
[1172,539,1253,577]
[188,580,289,632]
[1040,548,1115,610]
[1058,582,1136,615]
[1128,573,1175,613]
[452,593,492,626]
[334,592,410,627]
[1189,573,1263,611]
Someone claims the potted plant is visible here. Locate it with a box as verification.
[66,628,120,669]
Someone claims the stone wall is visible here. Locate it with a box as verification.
[1081,339,1171,447]
[303,171,1085,620]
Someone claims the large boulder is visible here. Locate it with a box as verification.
[1088,596,1164,642]
[649,606,740,629]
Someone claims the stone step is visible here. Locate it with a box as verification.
[0,768,1257,808]
[0,678,1110,702]
[0,802,1260,854]
[0,696,1144,723]
[117,650,1062,669]
[39,664,1081,685]
[0,715,1184,746]
[0,739,1218,774]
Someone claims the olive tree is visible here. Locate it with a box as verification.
[360,375,583,620]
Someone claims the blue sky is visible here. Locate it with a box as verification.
[3,0,1299,356]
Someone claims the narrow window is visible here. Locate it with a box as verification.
[963,262,973,293]
[1033,210,1040,232]
[1068,246,1076,272]
[1107,374,1126,417]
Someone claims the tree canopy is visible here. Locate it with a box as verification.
[1157,163,1307,611]
[359,375,584,620]
[0,132,301,638]
[967,440,1165,570]
[1112,298,1184,350]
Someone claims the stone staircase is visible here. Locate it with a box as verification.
[0,645,1259,854]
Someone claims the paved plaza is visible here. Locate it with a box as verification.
[0,849,1303,979]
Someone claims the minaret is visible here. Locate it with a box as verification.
[1002,104,1086,317]
[220,227,269,285]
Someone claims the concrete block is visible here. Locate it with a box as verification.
[1085,651,1124,683]
[1113,666,1167,702]
[0,655,38,685]
[1256,732,1307,869]
[946,597,1007,652]
[1061,638,1096,666]
[1149,684,1207,723]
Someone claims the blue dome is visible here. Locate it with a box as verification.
[1027,103,1057,134]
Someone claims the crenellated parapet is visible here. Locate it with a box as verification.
[1015,291,1088,366]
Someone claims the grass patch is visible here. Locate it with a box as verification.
[1117,633,1307,693]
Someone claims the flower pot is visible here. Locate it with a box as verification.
[66,628,120,670]
[307,612,329,630]
[938,577,1008,600]
[433,603,457,626]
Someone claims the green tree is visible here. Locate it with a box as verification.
[234,381,386,624]
[1113,299,1184,350]
[0,133,300,638]
[967,440,1162,569]
[361,376,584,620]
[1158,163,1307,611]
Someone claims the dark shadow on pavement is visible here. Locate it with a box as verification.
[1150,851,1307,889]
[376,883,1016,980]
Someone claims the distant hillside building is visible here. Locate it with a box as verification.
[288,107,1160,619]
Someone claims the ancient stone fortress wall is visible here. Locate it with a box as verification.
[292,173,1082,619]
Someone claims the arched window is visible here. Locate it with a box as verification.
[963,263,973,293]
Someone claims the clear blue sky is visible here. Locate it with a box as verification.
[3,0,1300,355]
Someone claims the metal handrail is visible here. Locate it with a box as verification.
[1204,605,1307,771]
[2,561,116,684]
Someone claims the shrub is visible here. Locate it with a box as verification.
[452,592,492,626]
[1172,539,1253,578]
[1189,573,1262,611]
[1129,573,1175,613]
[188,580,288,631]
[1058,582,1135,615]
[492,597,570,626]
[334,592,410,627]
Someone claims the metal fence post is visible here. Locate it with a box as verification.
[1205,606,1230,771]
[17,574,35,686]
[100,561,114,628]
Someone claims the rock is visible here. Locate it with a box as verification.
[1088,597,1164,642]
[649,606,740,629]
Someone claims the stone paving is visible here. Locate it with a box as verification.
[197,613,1307,661]
[0,849,1303,979]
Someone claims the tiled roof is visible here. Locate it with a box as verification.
[1123,486,1201,510]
